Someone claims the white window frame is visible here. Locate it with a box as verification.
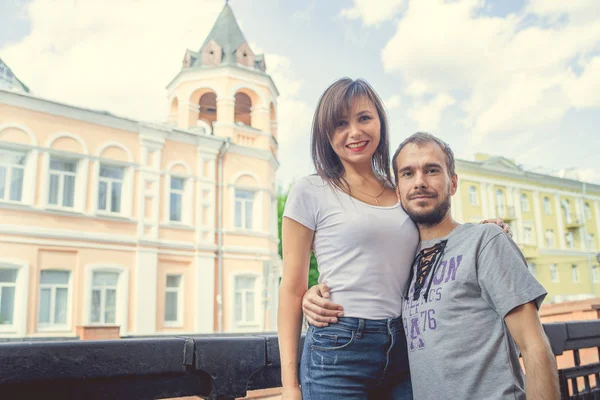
[565,232,575,249]
[572,265,579,283]
[0,127,40,206]
[550,264,559,283]
[169,176,185,222]
[0,147,27,203]
[164,274,184,328]
[47,156,79,210]
[593,266,599,284]
[523,226,534,245]
[469,186,478,206]
[520,193,529,212]
[164,174,193,226]
[545,229,554,248]
[562,199,572,224]
[543,197,551,215]
[234,189,256,230]
[585,203,592,221]
[588,233,595,249]
[96,163,127,216]
[496,189,505,209]
[37,269,72,332]
[83,265,129,336]
[231,272,262,331]
[527,263,536,278]
[0,260,29,336]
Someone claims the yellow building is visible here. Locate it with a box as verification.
[452,154,600,303]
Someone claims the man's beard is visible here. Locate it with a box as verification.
[405,195,451,227]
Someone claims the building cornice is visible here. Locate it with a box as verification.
[0,89,139,133]
[166,64,279,101]
[457,159,600,194]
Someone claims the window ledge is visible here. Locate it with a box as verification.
[226,229,273,238]
[45,206,82,216]
[36,326,72,333]
[94,212,136,224]
[163,322,183,328]
[0,199,29,207]
[235,322,260,328]
[160,223,195,231]
[0,201,33,212]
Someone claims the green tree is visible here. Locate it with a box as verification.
[278,187,319,288]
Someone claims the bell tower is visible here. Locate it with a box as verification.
[166,3,279,156]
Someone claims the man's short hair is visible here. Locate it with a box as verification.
[392,132,456,183]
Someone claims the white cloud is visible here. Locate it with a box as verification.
[340,0,405,26]
[576,168,600,184]
[552,168,600,184]
[566,56,600,109]
[407,93,456,132]
[380,0,600,142]
[405,80,430,98]
[386,95,402,109]
[292,0,316,21]
[1,0,222,121]
[264,54,315,188]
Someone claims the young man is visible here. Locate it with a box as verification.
[302,132,560,399]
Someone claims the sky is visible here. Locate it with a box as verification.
[1,0,599,188]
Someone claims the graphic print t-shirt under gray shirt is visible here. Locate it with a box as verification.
[403,223,547,400]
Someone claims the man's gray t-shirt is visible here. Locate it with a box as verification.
[403,223,547,400]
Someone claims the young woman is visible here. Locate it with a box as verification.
[278,78,507,399]
[278,78,416,399]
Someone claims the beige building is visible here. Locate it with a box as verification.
[0,3,282,339]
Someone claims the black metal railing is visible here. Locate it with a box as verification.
[1,321,600,399]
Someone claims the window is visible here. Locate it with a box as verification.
[593,266,599,284]
[588,233,595,249]
[48,157,77,208]
[524,227,533,244]
[562,199,571,223]
[235,189,254,229]
[98,164,124,213]
[234,275,257,325]
[565,232,574,249]
[91,271,119,324]
[496,190,505,208]
[543,197,551,215]
[572,265,579,283]
[469,186,478,205]
[520,193,529,212]
[169,177,185,222]
[0,148,26,202]
[585,203,592,220]
[165,275,183,325]
[527,263,536,278]
[0,269,17,325]
[38,270,69,327]
[550,264,559,283]
[545,229,554,248]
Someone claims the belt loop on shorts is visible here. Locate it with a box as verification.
[356,318,365,339]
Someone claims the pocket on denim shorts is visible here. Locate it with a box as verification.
[309,326,355,351]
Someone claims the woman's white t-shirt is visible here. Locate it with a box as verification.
[284,175,419,319]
